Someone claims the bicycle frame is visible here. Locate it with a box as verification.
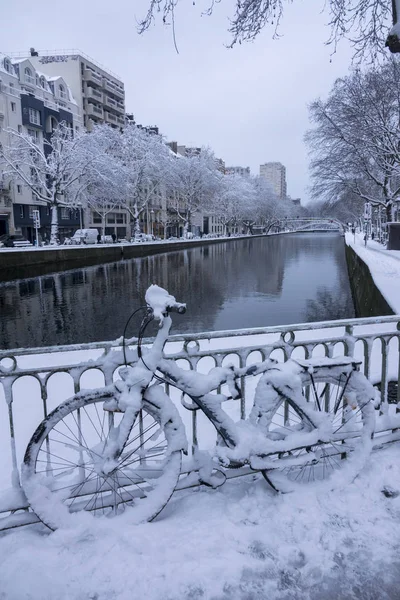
[101,294,373,476]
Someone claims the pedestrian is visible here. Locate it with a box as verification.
[97,233,101,244]
[111,233,116,243]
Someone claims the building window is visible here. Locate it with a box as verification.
[17,185,22,194]
[59,84,67,100]
[11,102,16,112]
[19,205,24,218]
[93,215,102,224]
[61,207,70,220]
[116,213,125,224]
[29,108,41,126]
[3,58,11,73]
[107,214,116,224]
[24,67,35,85]
[40,76,46,89]
[27,128,40,143]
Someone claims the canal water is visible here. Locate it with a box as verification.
[0,233,355,349]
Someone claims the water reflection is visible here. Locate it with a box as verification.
[0,234,355,349]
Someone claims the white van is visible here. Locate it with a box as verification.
[71,229,99,245]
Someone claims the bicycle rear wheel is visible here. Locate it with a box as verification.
[22,386,183,529]
[260,366,376,491]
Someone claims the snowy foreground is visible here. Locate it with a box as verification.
[1,444,400,600]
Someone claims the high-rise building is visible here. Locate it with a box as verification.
[226,166,250,177]
[259,162,287,199]
[23,49,125,130]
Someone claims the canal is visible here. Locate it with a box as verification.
[0,233,354,349]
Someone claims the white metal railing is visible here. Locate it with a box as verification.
[0,314,399,530]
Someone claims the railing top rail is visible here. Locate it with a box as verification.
[1,315,399,360]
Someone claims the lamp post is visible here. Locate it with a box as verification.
[150,209,154,237]
[77,202,83,231]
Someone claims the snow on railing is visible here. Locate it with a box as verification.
[0,314,399,530]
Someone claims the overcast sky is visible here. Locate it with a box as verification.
[2,0,355,203]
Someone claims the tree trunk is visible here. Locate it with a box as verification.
[386,203,394,223]
[50,204,59,245]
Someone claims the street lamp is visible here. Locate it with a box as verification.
[150,209,154,237]
[77,202,83,231]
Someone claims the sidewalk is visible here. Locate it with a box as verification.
[346,233,400,314]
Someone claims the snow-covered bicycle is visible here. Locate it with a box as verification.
[22,285,377,529]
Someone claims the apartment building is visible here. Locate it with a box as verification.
[25,49,128,237]
[226,166,250,177]
[259,162,287,199]
[25,49,125,131]
[0,53,83,239]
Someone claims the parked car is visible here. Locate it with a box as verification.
[70,229,99,245]
[0,234,32,248]
[99,235,113,244]
[130,234,155,243]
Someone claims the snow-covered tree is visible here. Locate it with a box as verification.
[213,173,256,235]
[78,124,126,240]
[116,125,171,240]
[0,123,90,245]
[306,58,400,222]
[168,148,220,237]
[139,0,397,61]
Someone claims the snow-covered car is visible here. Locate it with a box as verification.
[71,229,99,245]
[0,234,32,248]
[99,235,113,244]
[130,234,155,243]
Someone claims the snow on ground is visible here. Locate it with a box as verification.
[1,444,400,600]
[346,233,400,314]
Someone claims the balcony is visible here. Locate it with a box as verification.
[116,116,125,126]
[86,87,103,102]
[104,111,117,124]
[24,75,36,86]
[86,104,104,119]
[84,69,103,85]
[105,96,117,109]
[103,79,124,99]
[0,83,20,98]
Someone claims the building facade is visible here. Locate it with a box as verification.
[226,166,250,177]
[24,49,128,238]
[259,162,287,199]
[0,53,83,240]
[25,50,125,131]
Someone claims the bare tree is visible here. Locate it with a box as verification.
[139,0,397,61]
[0,123,90,245]
[306,58,400,222]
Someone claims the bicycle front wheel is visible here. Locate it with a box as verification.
[22,387,183,529]
[260,366,376,491]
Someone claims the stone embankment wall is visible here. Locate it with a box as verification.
[345,244,394,317]
[0,235,265,282]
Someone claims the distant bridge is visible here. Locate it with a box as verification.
[265,218,345,235]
